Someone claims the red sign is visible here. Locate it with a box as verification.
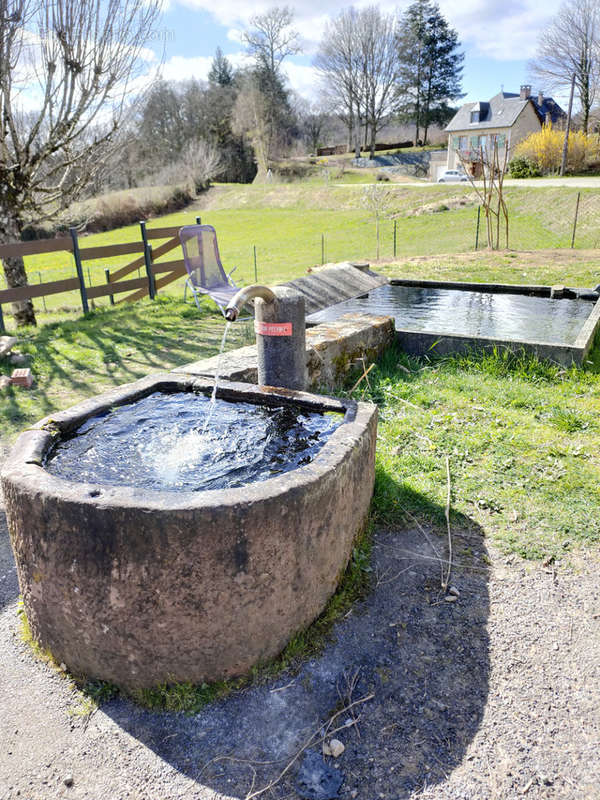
[254,320,293,337]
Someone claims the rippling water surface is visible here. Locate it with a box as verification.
[308,285,593,345]
[45,392,342,492]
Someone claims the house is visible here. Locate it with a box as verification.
[444,86,566,175]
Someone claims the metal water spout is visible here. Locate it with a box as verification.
[225,284,307,391]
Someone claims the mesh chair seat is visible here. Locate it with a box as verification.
[179,224,244,316]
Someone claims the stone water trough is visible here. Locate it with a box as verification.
[1,373,377,689]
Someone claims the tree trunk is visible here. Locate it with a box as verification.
[369,121,377,159]
[0,210,36,327]
[415,94,421,144]
[347,103,354,152]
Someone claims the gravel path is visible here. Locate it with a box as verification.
[1,483,599,800]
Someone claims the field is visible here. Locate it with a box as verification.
[1,238,599,565]
[3,180,600,327]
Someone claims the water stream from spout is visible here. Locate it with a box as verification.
[201,320,231,435]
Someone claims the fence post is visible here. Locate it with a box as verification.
[475,206,481,250]
[393,220,397,258]
[69,227,89,314]
[145,243,155,299]
[571,192,580,248]
[253,245,258,283]
[0,303,4,334]
[105,268,115,305]
[139,221,156,300]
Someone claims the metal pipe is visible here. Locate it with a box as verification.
[225,284,276,321]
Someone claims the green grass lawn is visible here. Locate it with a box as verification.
[0,297,254,445]
[360,345,600,562]
[2,180,600,561]
[4,181,600,327]
[2,288,599,565]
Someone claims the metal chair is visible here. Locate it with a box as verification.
[179,224,243,317]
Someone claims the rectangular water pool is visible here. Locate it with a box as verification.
[306,279,600,366]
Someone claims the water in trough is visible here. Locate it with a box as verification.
[45,391,342,493]
[308,284,594,345]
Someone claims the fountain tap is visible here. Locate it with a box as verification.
[225,285,276,321]
[224,284,307,391]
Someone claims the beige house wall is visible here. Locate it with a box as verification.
[446,102,542,170]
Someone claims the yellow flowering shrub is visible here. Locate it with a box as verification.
[515,123,600,174]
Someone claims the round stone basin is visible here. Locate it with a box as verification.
[1,373,378,689]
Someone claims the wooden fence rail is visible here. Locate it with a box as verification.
[0,218,197,332]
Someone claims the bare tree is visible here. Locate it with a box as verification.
[232,75,270,175]
[293,97,328,153]
[457,139,510,250]
[242,5,300,76]
[0,0,162,326]
[529,0,600,134]
[362,184,395,260]
[358,7,398,158]
[315,7,398,158]
[315,8,364,153]
[241,7,300,170]
[182,139,222,190]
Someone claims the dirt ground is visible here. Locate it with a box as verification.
[1,459,599,800]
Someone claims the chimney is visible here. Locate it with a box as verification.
[538,90,544,106]
[520,85,531,100]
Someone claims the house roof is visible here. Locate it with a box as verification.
[445,90,565,132]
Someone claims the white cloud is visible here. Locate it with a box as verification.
[159,50,250,82]
[226,27,244,44]
[441,0,563,60]
[174,0,564,63]
[160,54,214,82]
[282,62,320,100]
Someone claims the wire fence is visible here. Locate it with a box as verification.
[1,192,598,327]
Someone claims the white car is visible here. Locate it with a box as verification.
[438,169,469,183]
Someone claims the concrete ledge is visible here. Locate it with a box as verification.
[384,280,600,367]
[396,305,600,367]
[175,313,395,390]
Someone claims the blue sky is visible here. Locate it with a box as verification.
[147,0,569,108]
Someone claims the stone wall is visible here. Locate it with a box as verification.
[175,313,395,391]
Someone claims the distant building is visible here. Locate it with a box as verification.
[444,86,566,174]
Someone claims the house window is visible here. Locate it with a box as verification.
[459,135,468,150]
[470,111,479,123]
[496,134,506,147]
[452,136,460,149]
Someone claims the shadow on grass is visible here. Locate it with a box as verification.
[0,297,255,443]
[98,483,490,799]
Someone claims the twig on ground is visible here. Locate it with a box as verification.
[243,693,375,800]
[378,542,489,574]
[336,669,363,738]
[442,455,453,591]
[375,564,416,586]
[398,505,444,587]
[385,389,422,411]
[521,776,535,794]
[270,679,296,693]
[350,361,375,393]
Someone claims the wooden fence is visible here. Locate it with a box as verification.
[0,218,198,332]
